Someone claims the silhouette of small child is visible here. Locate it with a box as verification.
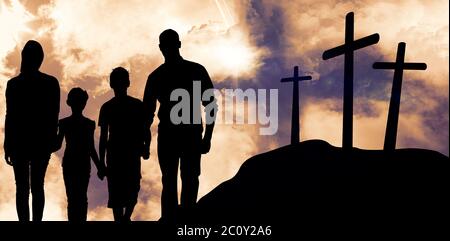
[98,67,148,222]
[54,88,106,222]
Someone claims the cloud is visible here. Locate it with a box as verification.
[46,0,268,93]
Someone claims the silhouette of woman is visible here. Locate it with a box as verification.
[98,67,149,222]
[4,40,60,221]
[54,88,106,222]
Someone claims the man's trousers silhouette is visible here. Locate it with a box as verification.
[157,128,202,220]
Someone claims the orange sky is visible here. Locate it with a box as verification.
[0,0,448,220]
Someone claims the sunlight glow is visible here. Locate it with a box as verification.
[0,0,33,61]
[215,39,257,77]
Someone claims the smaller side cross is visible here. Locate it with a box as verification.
[373,42,427,150]
[281,66,312,144]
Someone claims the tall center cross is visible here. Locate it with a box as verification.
[322,12,380,150]
[281,66,312,144]
[373,42,427,151]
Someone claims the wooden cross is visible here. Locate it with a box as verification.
[373,42,427,151]
[322,12,380,151]
[281,66,312,144]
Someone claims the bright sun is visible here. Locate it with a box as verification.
[215,40,257,77]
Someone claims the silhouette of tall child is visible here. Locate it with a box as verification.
[54,88,106,221]
[4,40,60,221]
[99,67,149,222]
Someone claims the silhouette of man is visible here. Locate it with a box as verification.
[4,40,60,221]
[143,29,217,221]
[99,67,149,222]
[54,88,106,222]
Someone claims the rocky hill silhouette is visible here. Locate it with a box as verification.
[195,140,449,226]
